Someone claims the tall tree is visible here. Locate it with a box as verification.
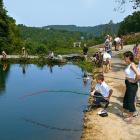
[115,0,140,12]
[0,0,3,10]
[0,0,21,53]
[118,11,140,35]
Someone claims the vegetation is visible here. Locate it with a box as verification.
[115,0,140,11]
[75,60,94,73]
[18,25,105,55]
[44,22,120,37]
[122,32,140,45]
[118,11,140,35]
[118,11,140,45]
[0,0,21,53]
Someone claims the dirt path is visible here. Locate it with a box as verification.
[81,45,140,140]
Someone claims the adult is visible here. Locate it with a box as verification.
[103,51,112,71]
[107,36,113,57]
[83,44,88,60]
[136,43,140,69]
[22,47,25,55]
[48,51,54,59]
[136,43,140,104]
[104,35,110,52]
[114,37,121,51]
[133,43,139,58]
[122,51,140,122]
[120,36,124,50]
[2,51,7,60]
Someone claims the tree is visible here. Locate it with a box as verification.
[115,0,140,12]
[0,0,21,53]
[118,11,140,35]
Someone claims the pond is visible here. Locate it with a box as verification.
[0,63,91,140]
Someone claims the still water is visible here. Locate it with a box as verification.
[0,63,91,140]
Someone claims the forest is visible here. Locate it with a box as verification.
[0,0,140,55]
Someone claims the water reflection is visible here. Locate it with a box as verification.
[20,64,28,74]
[82,72,88,87]
[0,64,90,140]
[48,65,53,73]
[0,62,10,92]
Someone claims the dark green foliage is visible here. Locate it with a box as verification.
[75,60,94,72]
[0,0,21,53]
[118,11,140,35]
[18,22,120,55]
[18,25,105,55]
[43,23,120,37]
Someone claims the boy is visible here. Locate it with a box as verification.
[90,74,113,109]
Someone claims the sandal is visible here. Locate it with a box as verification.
[121,112,128,118]
[133,111,139,117]
[123,116,133,123]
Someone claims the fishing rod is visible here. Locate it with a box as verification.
[68,68,83,77]
[22,117,81,132]
[19,89,90,99]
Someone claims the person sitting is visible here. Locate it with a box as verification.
[91,51,103,67]
[90,74,113,111]
[48,51,54,59]
[22,47,26,55]
[82,44,88,60]
[2,51,7,60]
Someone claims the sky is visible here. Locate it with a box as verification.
[3,0,135,27]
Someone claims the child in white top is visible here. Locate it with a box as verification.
[91,74,113,107]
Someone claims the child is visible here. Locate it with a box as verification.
[103,51,112,72]
[90,74,113,109]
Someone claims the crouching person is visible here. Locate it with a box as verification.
[90,74,113,111]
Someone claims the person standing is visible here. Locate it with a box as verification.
[133,43,139,58]
[122,51,140,122]
[83,44,88,60]
[104,35,110,52]
[136,43,140,104]
[114,37,121,51]
[107,36,113,57]
[120,36,124,50]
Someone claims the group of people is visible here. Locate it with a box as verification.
[90,41,140,122]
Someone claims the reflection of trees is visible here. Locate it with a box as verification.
[0,63,10,92]
[82,72,88,87]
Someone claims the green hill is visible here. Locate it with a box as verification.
[43,23,120,37]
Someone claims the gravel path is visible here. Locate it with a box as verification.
[81,44,140,140]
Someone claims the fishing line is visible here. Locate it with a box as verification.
[68,68,83,77]
[22,117,81,132]
[19,89,89,99]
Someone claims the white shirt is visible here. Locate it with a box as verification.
[114,37,121,43]
[103,52,111,61]
[95,81,110,97]
[125,64,136,79]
